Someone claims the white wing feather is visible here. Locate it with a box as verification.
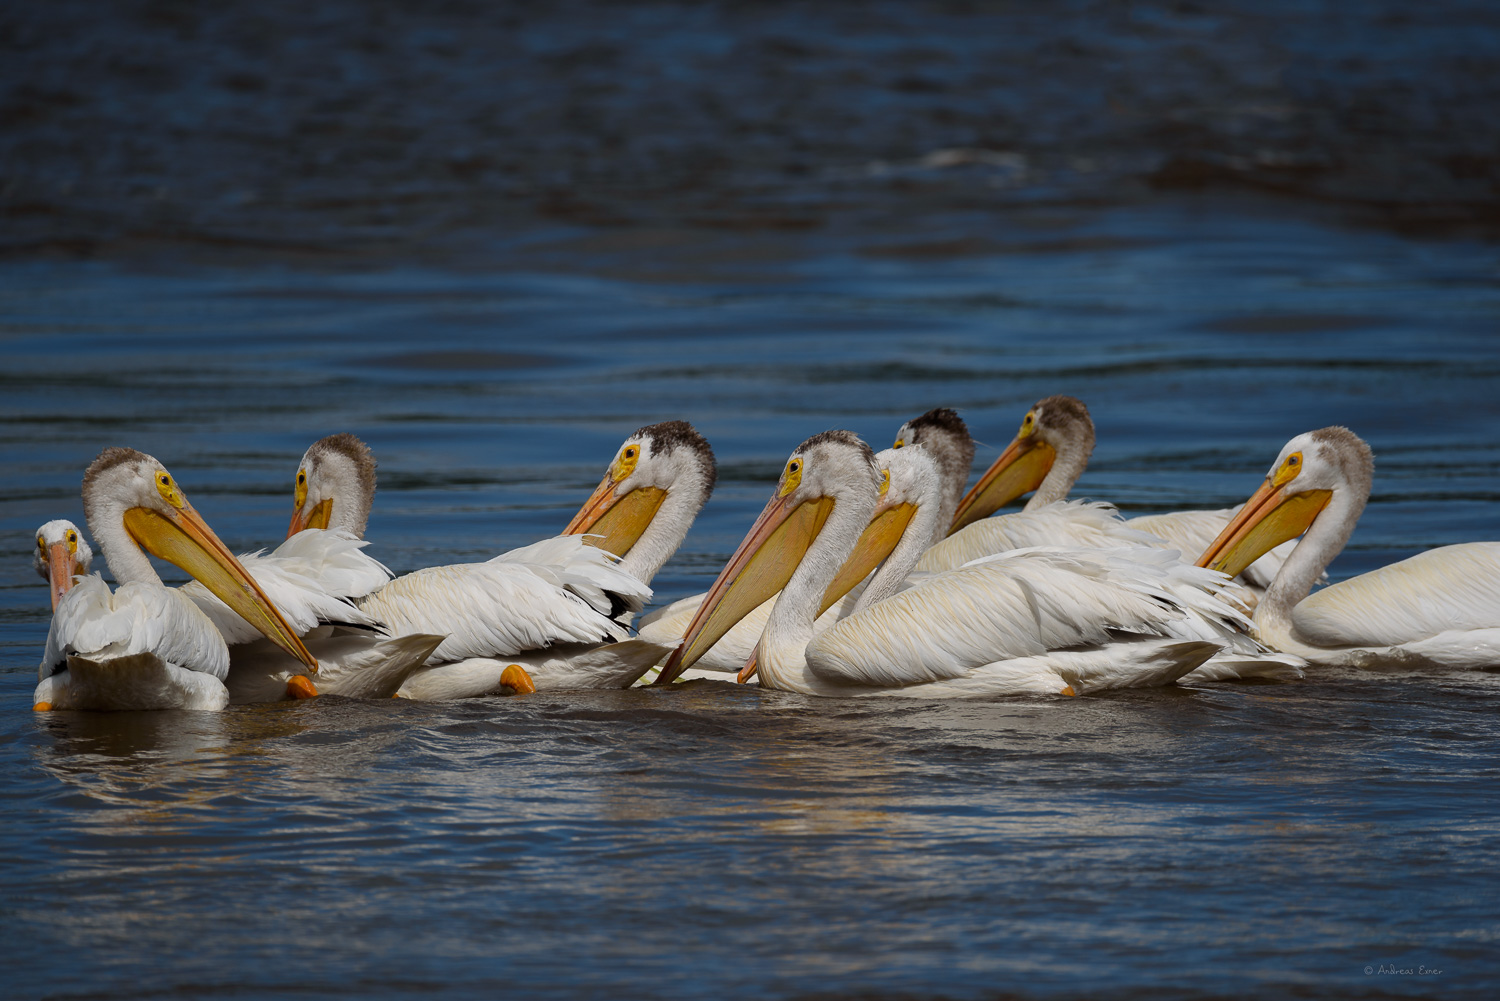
[181,554,382,646]
[42,574,229,681]
[917,501,1161,572]
[807,547,1251,688]
[1292,542,1500,648]
[359,536,650,665]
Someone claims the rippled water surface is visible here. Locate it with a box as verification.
[4,2,1500,998]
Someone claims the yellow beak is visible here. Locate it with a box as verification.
[736,499,917,685]
[1196,479,1333,578]
[286,497,332,538]
[124,502,320,672]
[656,492,835,684]
[561,474,668,557]
[47,543,79,612]
[948,437,1056,535]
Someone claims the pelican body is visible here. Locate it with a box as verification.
[658,431,1283,698]
[36,449,318,712]
[942,395,1297,590]
[1198,427,1500,671]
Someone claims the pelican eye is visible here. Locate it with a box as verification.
[1018,412,1036,438]
[778,457,804,497]
[66,530,78,552]
[614,444,642,480]
[154,471,185,508]
[1272,451,1305,487]
[294,469,309,509]
[892,438,905,449]
[879,469,891,496]
[37,537,45,556]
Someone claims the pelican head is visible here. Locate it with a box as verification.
[287,433,376,539]
[83,447,319,671]
[819,443,939,607]
[562,421,716,579]
[892,407,974,536]
[34,519,93,612]
[1197,427,1373,578]
[949,394,1095,533]
[658,429,879,683]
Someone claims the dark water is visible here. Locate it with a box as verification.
[4,3,1500,999]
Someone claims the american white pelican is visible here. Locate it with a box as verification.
[937,395,1297,590]
[274,432,658,698]
[35,448,319,712]
[657,431,1287,697]
[34,519,92,612]
[382,535,667,698]
[286,433,376,538]
[561,420,717,586]
[891,408,975,542]
[1197,427,1500,671]
[635,410,971,674]
[184,433,437,702]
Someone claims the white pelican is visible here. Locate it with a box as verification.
[381,534,667,699]
[286,432,376,538]
[561,420,718,586]
[656,431,1285,697]
[1197,427,1500,671]
[891,408,975,541]
[34,519,92,612]
[184,433,438,703]
[35,448,319,712]
[635,409,974,673]
[935,395,1298,590]
[275,432,655,698]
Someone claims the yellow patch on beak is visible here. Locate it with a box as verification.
[125,503,319,673]
[949,438,1057,535]
[657,492,836,684]
[287,497,332,538]
[564,479,668,557]
[821,501,917,615]
[1197,481,1333,578]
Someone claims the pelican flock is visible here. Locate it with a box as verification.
[24,409,1498,712]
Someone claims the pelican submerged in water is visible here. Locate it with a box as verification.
[36,449,318,711]
[1198,427,1500,671]
[658,431,1290,697]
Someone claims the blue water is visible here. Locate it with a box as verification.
[2,195,1498,999]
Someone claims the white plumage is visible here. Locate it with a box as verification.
[1200,427,1500,671]
[383,535,670,697]
[35,448,319,712]
[944,394,1297,593]
[660,432,1297,698]
[40,575,232,710]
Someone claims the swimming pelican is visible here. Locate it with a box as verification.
[277,432,659,698]
[657,431,1280,696]
[382,535,666,698]
[34,519,92,611]
[635,410,973,674]
[183,433,437,702]
[937,395,1297,590]
[35,448,318,711]
[1197,427,1500,670]
[561,420,718,586]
